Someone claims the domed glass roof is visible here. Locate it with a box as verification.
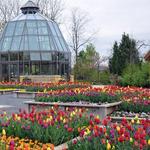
[0,1,69,52]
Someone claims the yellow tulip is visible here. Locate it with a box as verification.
[63,118,66,123]
[116,126,120,132]
[112,145,115,150]
[60,116,63,120]
[148,139,150,145]
[131,119,134,124]
[106,143,111,150]
[135,115,138,120]
[2,129,6,136]
[136,120,140,124]
[130,138,133,143]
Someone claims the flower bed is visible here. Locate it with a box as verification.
[0,81,90,92]
[36,91,121,103]
[0,135,54,150]
[0,107,100,148]
[68,117,150,150]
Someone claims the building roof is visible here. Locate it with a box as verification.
[21,0,38,8]
[144,50,150,61]
[0,0,69,53]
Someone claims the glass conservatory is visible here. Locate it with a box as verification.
[0,1,71,81]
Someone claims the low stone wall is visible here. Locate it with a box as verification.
[110,116,145,123]
[24,101,122,119]
[13,91,40,99]
[0,90,18,95]
[20,75,62,83]
[20,75,74,83]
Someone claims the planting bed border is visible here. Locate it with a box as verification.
[24,101,122,119]
[110,116,147,123]
[13,91,42,99]
[0,90,18,95]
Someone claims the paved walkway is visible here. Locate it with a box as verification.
[0,94,31,114]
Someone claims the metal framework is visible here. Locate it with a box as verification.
[0,1,71,81]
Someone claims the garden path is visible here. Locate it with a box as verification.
[0,94,29,114]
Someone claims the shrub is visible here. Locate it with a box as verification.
[119,101,150,113]
[36,92,121,103]
[120,63,150,87]
[98,71,111,85]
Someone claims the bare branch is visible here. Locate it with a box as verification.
[68,8,97,63]
[34,0,65,23]
[0,0,21,32]
[136,40,150,50]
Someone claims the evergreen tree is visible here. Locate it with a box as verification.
[109,33,140,75]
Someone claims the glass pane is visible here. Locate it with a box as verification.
[41,52,52,61]
[23,52,30,61]
[10,53,18,61]
[31,63,40,75]
[5,22,16,36]
[28,36,39,50]
[39,36,50,50]
[50,63,57,75]
[20,36,28,50]
[2,64,9,81]
[49,22,57,36]
[53,23,61,37]
[54,37,63,51]
[49,38,55,50]
[26,21,38,35]
[52,52,57,61]
[0,39,2,50]
[11,36,21,51]
[2,37,12,51]
[59,38,68,51]
[10,64,19,77]
[41,62,50,74]
[24,63,30,75]
[58,53,65,61]
[19,52,23,61]
[19,63,23,75]
[14,21,25,35]
[30,52,41,60]
[1,54,8,61]
[37,21,48,35]
[64,53,69,61]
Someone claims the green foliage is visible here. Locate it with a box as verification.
[36,92,120,103]
[120,63,150,87]
[0,84,89,92]
[98,71,111,85]
[0,112,89,146]
[119,101,150,113]
[74,43,101,82]
[109,33,140,75]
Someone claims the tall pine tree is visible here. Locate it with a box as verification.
[109,33,140,75]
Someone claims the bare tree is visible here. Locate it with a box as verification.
[0,0,21,32]
[34,0,65,23]
[68,8,96,63]
[136,40,150,50]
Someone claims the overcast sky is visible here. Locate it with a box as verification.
[63,0,150,57]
